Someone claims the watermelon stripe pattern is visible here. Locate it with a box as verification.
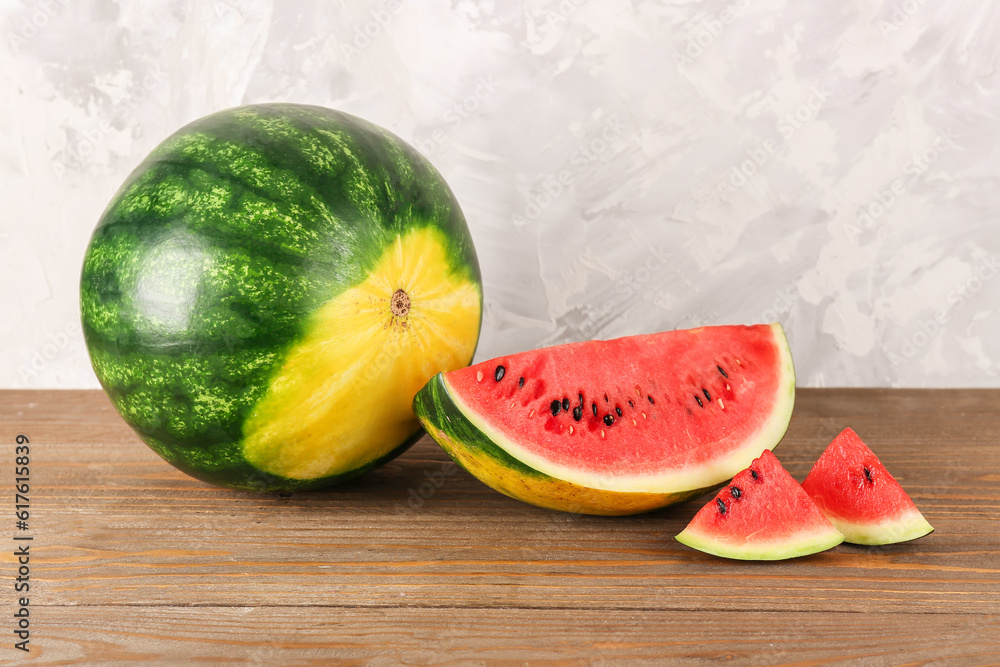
[81,104,482,491]
[415,374,546,480]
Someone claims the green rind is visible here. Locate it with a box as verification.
[81,104,481,491]
[675,526,845,561]
[828,510,934,546]
[414,373,549,482]
[147,428,423,493]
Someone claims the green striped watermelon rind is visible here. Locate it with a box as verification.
[142,425,426,493]
[81,103,482,491]
[415,372,550,481]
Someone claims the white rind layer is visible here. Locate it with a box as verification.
[675,524,845,560]
[444,322,796,494]
[827,508,934,545]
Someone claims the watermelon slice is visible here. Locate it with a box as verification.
[802,428,934,545]
[412,323,795,515]
[675,450,845,560]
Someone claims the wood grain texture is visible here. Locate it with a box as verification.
[0,388,997,664]
[7,608,1000,666]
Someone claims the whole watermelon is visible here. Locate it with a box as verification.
[81,104,483,492]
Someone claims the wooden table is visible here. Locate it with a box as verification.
[1,388,997,664]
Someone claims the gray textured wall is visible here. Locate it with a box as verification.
[2,0,998,388]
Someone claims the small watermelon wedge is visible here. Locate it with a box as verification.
[802,428,933,545]
[676,450,844,560]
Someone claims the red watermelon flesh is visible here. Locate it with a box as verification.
[442,324,795,494]
[802,428,933,545]
[675,450,844,560]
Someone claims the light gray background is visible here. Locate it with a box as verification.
[2,0,998,388]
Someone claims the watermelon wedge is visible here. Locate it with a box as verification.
[412,323,795,515]
[802,428,934,545]
[676,450,845,560]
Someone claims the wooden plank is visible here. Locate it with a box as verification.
[0,389,998,661]
[2,607,997,666]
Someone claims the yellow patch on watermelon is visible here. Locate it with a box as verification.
[242,227,481,480]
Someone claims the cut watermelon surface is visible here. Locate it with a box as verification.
[413,323,796,515]
[676,450,845,560]
[802,428,933,545]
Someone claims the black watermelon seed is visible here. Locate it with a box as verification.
[573,406,583,421]
[615,406,622,417]
[603,414,614,426]
[578,393,583,404]
[550,400,561,416]
[863,466,873,483]
[592,403,598,417]
[562,398,570,411]
[718,365,728,378]
[647,395,655,405]
[703,388,711,402]
[716,499,727,515]
[628,400,634,408]
[694,395,704,408]
[494,365,505,382]
[750,469,759,481]
[604,394,609,403]
[518,376,525,388]
[730,486,742,499]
